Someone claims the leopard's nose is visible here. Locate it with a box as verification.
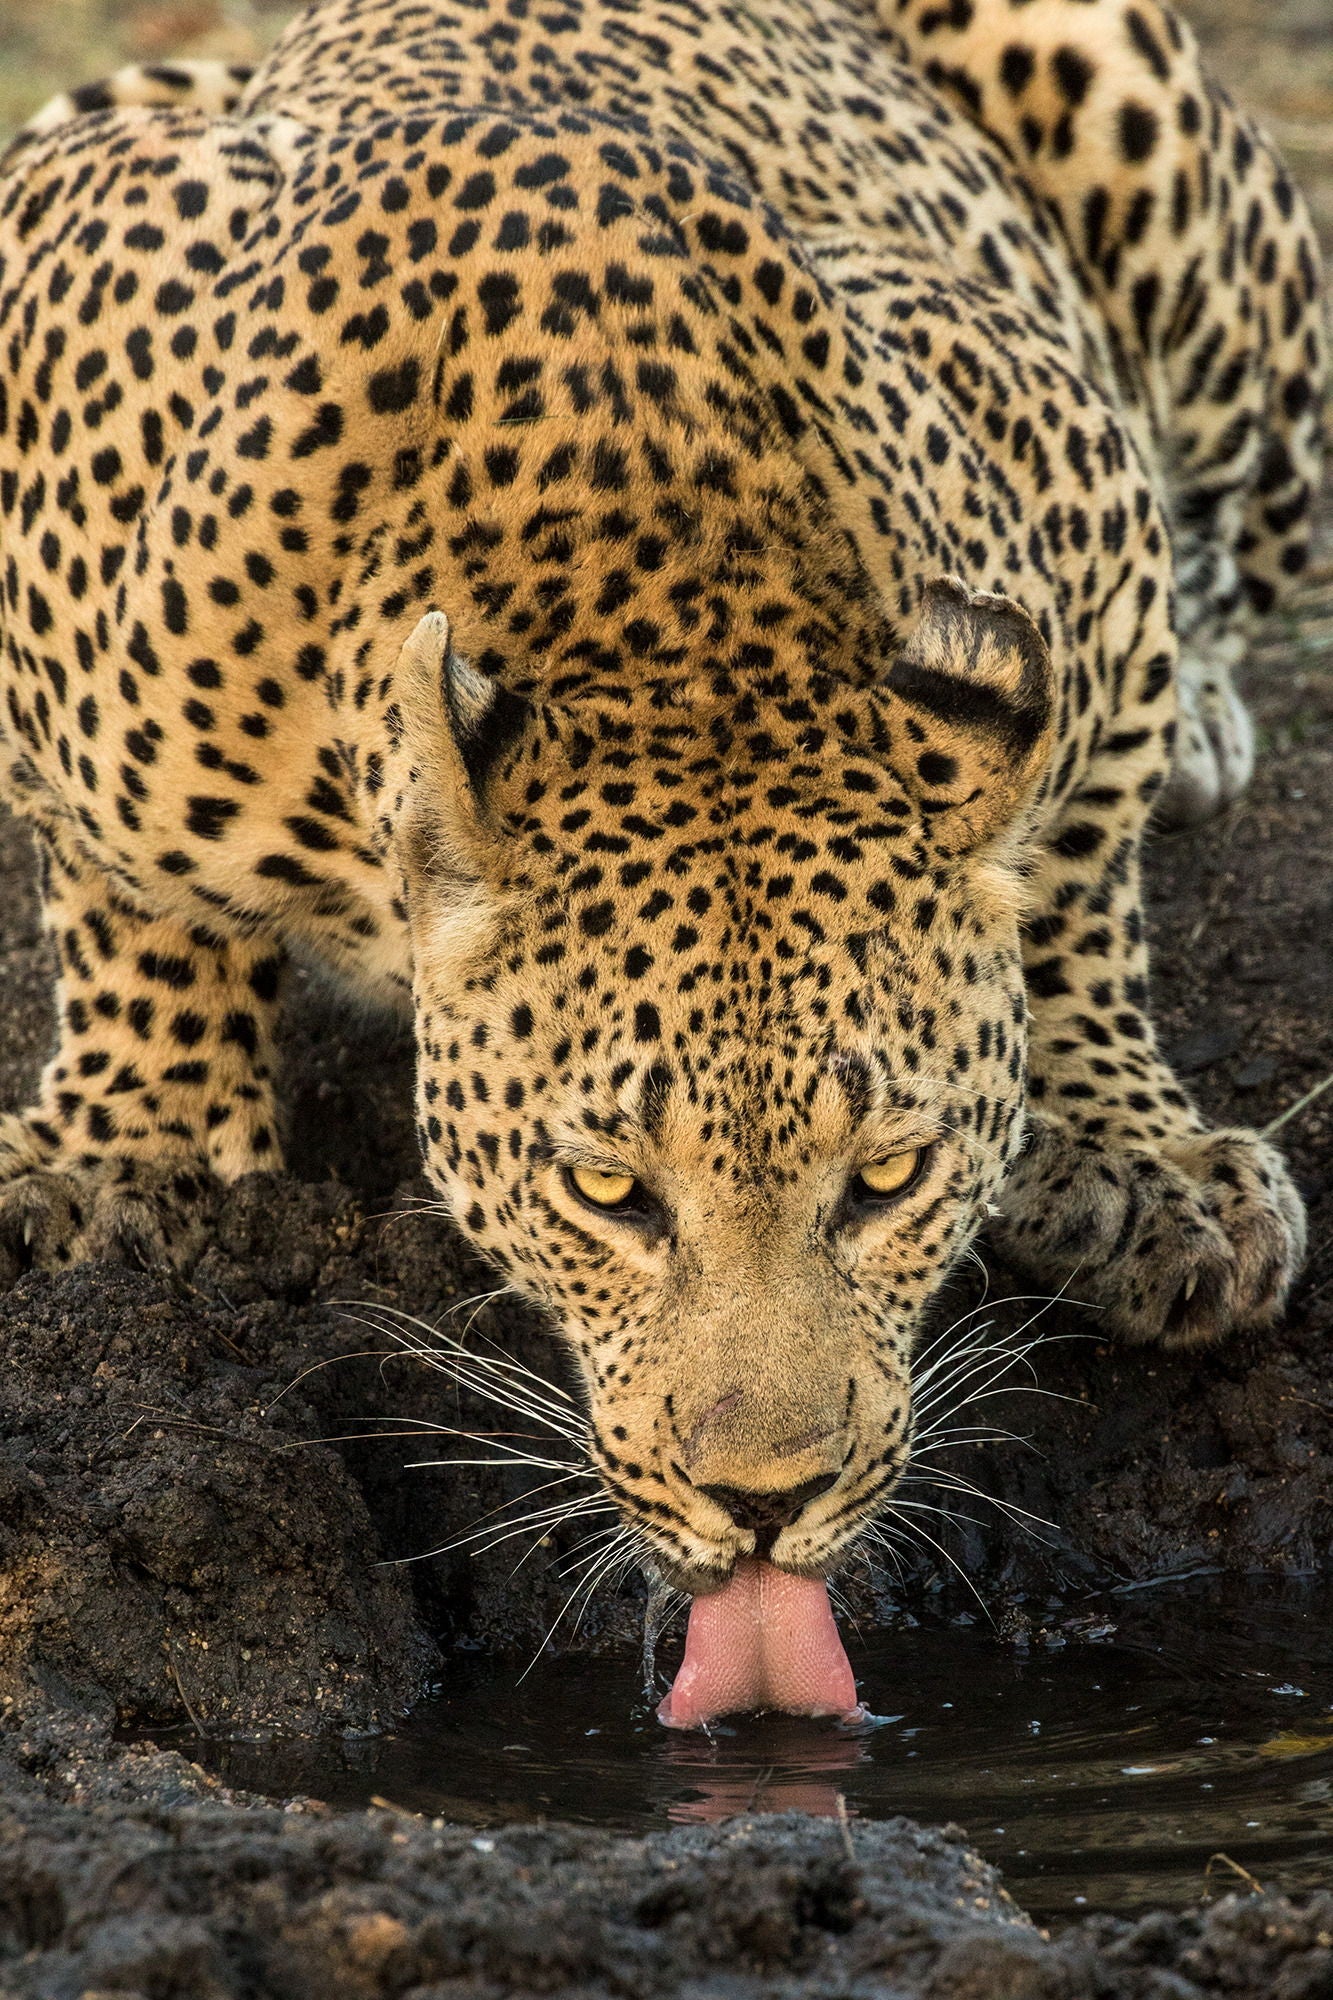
[698,1472,838,1557]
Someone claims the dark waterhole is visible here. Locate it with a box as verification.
[171,1576,1333,1919]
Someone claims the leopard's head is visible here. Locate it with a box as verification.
[388,583,1053,1591]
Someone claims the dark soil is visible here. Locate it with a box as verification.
[1,0,1331,1990]
[7,1796,1333,2000]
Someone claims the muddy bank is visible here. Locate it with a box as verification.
[5,1797,1333,2000]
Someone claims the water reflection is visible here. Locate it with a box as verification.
[659,1714,878,1823]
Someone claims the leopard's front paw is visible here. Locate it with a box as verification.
[991,1116,1305,1347]
[0,1117,219,1288]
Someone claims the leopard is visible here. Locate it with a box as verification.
[0,0,1320,1594]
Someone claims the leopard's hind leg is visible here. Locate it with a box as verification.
[885,0,1327,823]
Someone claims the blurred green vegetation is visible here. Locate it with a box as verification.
[0,1,295,139]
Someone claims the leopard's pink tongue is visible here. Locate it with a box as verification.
[658,1558,862,1729]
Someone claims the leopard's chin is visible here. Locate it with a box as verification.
[641,1549,740,1599]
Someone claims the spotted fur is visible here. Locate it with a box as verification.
[0,0,1318,1587]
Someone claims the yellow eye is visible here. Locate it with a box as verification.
[856,1149,925,1199]
[568,1165,639,1209]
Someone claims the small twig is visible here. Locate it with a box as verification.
[1263,1069,1333,1138]
[1110,1565,1223,1594]
[166,1647,209,1740]
[369,1793,421,1818]
[744,1765,775,1815]
[88,1411,149,1468]
[835,1792,857,1866]
[1205,1852,1264,1897]
[127,1406,281,1452]
[209,1323,252,1362]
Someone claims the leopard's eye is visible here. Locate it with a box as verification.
[854,1149,926,1201]
[567,1165,639,1210]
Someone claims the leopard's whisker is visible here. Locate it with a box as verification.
[864,1512,993,1623]
[359,1295,574,1407]
[467,1324,585,1406]
[958,1241,991,1296]
[557,1520,636,1574]
[518,1528,646,1681]
[911,1283,1090,1412]
[911,1339,1046,1419]
[912,1315,1048,1392]
[391,1490,613,1565]
[412,1482,595,1556]
[913,1343,1084,1422]
[912,1273,1096,1385]
[506,1516,624,1583]
[263,1346,401,1412]
[909,1424,1031,1452]
[898,1474,1057,1539]
[289,1424,582,1469]
[403,1450,594,1475]
[339,1305,582,1440]
[856,1535,905,1587]
[886,1496,998,1535]
[911,1333,1008,1398]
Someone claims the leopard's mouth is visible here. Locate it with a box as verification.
[646,1536,846,1600]
[609,1429,906,1603]
[614,1482,866,1601]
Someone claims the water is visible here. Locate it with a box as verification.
[176,1576,1333,1919]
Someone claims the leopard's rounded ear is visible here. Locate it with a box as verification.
[886,576,1056,854]
[386,611,528,885]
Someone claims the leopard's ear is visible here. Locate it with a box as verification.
[886,577,1056,854]
[386,610,528,888]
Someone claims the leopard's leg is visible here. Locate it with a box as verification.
[0,58,255,174]
[884,0,1327,824]
[991,782,1305,1348]
[0,824,285,1286]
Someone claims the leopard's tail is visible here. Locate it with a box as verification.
[885,0,1326,630]
[2,59,254,175]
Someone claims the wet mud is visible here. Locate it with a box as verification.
[1,0,1332,1989]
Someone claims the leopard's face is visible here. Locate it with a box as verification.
[403,654,1037,1590]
